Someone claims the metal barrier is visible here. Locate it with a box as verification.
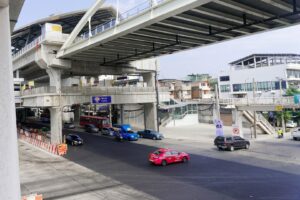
[198,97,296,106]
[76,0,170,43]
[20,86,161,96]
[12,35,43,60]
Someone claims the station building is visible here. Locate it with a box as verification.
[218,54,300,99]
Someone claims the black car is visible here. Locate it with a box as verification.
[66,134,83,146]
[101,127,115,136]
[85,124,99,133]
[137,129,164,140]
[63,122,75,129]
[214,136,250,151]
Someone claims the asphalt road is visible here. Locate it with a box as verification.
[63,129,300,200]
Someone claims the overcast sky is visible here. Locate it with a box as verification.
[17,0,300,79]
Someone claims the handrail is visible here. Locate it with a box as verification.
[76,0,169,43]
[12,35,43,60]
[20,86,157,96]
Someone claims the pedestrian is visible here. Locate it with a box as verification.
[277,128,283,138]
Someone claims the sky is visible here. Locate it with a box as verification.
[16,0,300,80]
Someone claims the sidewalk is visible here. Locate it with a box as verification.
[19,141,157,200]
[160,123,274,142]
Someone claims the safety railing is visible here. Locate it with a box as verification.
[76,0,169,43]
[20,86,158,97]
[61,86,155,95]
[21,86,57,96]
[12,35,43,60]
[198,97,296,106]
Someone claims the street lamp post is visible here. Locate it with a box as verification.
[279,79,285,134]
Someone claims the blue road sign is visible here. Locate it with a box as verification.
[92,96,112,104]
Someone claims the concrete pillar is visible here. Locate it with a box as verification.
[142,72,155,87]
[47,68,62,93]
[120,104,124,124]
[232,109,244,137]
[144,103,158,131]
[0,5,21,199]
[73,105,81,125]
[50,108,62,144]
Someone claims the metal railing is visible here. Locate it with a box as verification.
[20,86,158,96]
[76,0,169,43]
[198,97,296,106]
[12,35,43,60]
[61,86,155,95]
[21,86,57,96]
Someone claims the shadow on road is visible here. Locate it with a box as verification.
[63,132,300,200]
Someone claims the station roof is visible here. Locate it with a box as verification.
[11,7,116,50]
[230,53,300,65]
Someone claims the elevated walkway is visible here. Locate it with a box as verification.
[21,86,169,107]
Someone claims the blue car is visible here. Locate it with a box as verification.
[113,124,139,141]
[137,129,164,140]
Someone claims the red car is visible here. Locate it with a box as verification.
[149,148,190,166]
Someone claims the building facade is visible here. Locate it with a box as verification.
[218,54,300,99]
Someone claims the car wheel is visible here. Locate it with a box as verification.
[218,147,222,151]
[230,146,234,151]
[293,137,297,140]
[182,157,188,163]
[245,144,250,149]
[161,160,167,166]
[152,136,157,140]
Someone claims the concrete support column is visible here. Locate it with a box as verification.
[73,105,81,125]
[47,68,62,93]
[0,5,21,199]
[142,72,155,87]
[50,108,62,144]
[120,104,124,124]
[232,109,244,137]
[144,103,158,131]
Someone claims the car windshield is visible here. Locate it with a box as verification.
[153,150,163,155]
[70,135,80,139]
[128,130,135,134]
[89,124,96,128]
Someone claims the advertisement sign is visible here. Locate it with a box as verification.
[214,119,224,137]
[92,96,112,104]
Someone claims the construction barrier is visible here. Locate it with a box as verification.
[22,194,43,200]
[18,128,68,156]
[57,144,68,155]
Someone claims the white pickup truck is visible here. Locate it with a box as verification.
[292,128,300,140]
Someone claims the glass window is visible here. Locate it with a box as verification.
[233,84,242,92]
[220,76,230,82]
[220,85,230,93]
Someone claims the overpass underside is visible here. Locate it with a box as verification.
[59,0,300,65]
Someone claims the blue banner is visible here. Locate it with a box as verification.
[92,96,112,104]
[294,95,300,104]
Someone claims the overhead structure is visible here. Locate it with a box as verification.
[57,0,300,65]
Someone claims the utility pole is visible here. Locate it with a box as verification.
[215,84,220,120]
[279,79,285,134]
[252,78,257,139]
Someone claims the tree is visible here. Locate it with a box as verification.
[285,87,300,96]
[275,111,292,126]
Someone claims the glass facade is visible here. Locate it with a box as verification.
[287,70,300,79]
[232,81,286,92]
[220,85,230,93]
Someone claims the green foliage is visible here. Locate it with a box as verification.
[285,87,300,96]
[275,111,292,126]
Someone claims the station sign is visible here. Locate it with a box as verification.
[91,96,112,104]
